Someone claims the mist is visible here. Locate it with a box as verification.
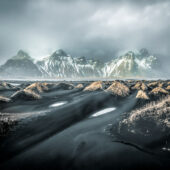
[0,0,170,64]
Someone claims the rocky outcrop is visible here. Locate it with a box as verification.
[106,81,130,97]
[83,81,104,91]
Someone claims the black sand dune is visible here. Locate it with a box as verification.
[0,80,170,170]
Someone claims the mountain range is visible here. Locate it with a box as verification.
[0,48,160,79]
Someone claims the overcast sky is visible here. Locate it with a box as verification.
[0,0,170,63]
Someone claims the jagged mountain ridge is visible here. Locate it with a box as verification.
[0,50,42,78]
[0,48,159,78]
[103,49,158,77]
[37,49,104,78]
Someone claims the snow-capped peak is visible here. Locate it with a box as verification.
[0,48,160,78]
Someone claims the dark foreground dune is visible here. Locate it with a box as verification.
[0,80,170,170]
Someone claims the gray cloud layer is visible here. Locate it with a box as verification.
[0,0,170,64]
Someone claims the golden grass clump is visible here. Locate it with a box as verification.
[11,89,41,100]
[121,96,170,132]
[136,90,149,100]
[150,87,169,95]
[84,81,104,91]
[25,82,50,93]
[75,84,84,89]
[147,81,158,88]
[106,81,130,97]
[132,81,148,91]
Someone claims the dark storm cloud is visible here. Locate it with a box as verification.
[0,0,170,63]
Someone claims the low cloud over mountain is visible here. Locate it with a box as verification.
[0,0,170,63]
[0,49,165,79]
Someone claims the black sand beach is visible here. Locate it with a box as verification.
[0,80,170,169]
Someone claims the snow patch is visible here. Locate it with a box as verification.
[91,107,116,117]
[49,101,67,108]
